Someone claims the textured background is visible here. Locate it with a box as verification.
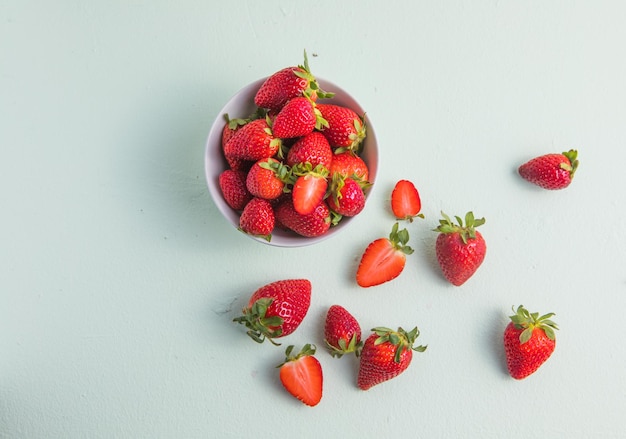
[2,1,625,438]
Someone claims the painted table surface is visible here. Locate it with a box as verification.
[2,2,625,438]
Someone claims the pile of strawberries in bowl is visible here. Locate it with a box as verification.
[205,52,378,247]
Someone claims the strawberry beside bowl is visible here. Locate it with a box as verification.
[205,77,378,248]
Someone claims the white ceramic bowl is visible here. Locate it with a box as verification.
[205,77,378,247]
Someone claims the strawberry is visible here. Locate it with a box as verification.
[238,197,275,241]
[391,179,424,222]
[328,151,369,182]
[254,50,333,112]
[434,211,486,286]
[316,103,366,152]
[324,305,362,358]
[518,149,579,190]
[245,158,290,200]
[274,198,331,238]
[291,164,329,215]
[271,97,328,139]
[218,169,252,211]
[357,326,427,390]
[356,223,413,288]
[504,305,558,380]
[233,279,311,345]
[277,344,323,407]
[224,118,281,162]
[327,175,367,218]
[221,113,249,147]
[285,131,333,169]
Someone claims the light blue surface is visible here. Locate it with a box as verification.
[2,2,625,438]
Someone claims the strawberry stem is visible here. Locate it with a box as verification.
[434,211,485,244]
[509,305,559,343]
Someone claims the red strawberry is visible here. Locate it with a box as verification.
[254,51,333,112]
[224,118,281,162]
[221,113,249,147]
[327,175,367,218]
[356,223,413,288]
[218,169,252,211]
[518,149,579,190]
[391,179,424,222]
[245,158,290,200]
[233,279,311,344]
[328,151,369,182]
[434,211,486,286]
[291,164,329,215]
[278,344,323,407]
[357,326,427,390]
[316,103,366,152]
[286,131,333,169]
[272,97,328,139]
[239,197,275,241]
[274,198,331,238]
[504,305,558,380]
[324,305,362,358]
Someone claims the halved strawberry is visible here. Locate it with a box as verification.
[391,180,424,222]
[291,164,329,215]
[356,223,414,288]
[277,344,323,407]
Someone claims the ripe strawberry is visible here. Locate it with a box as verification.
[272,97,328,139]
[254,50,333,112]
[239,197,275,241]
[224,118,281,162]
[328,151,369,182]
[245,158,290,200]
[233,279,311,344]
[221,113,249,147]
[274,198,331,237]
[291,164,329,215]
[218,169,252,211]
[278,344,323,407]
[357,326,427,390]
[391,179,424,222]
[504,305,558,380]
[316,103,366,152]
[356,223,413,288]
[324,305,362,358]
[286,131,333,169]
[518,149,579,190]
[327,175,367,218]
[434,211,486,286]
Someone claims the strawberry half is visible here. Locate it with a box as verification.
[518,149,579,190]
[291,163,329,215]
[357,326,427,390]
[324,305,363,358]
[233,279,311,345]
[504,305,558,379]
[278,344,323,407]
[356,223,414,288]
[391,179,424,222]
[434,211,486,286]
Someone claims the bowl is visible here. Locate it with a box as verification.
[204,77,378,247]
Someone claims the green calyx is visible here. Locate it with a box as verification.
[326,334,363,358]
[233,298,284,346]
[296,50,335,100]
[258,159,292,186]
[389,222,414,256]
[371,326,427,363]
[277,344,317,367]
[509,305,559,344]
[334,114,367,155]
[560,149,579,178]
[434,211,485,244]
